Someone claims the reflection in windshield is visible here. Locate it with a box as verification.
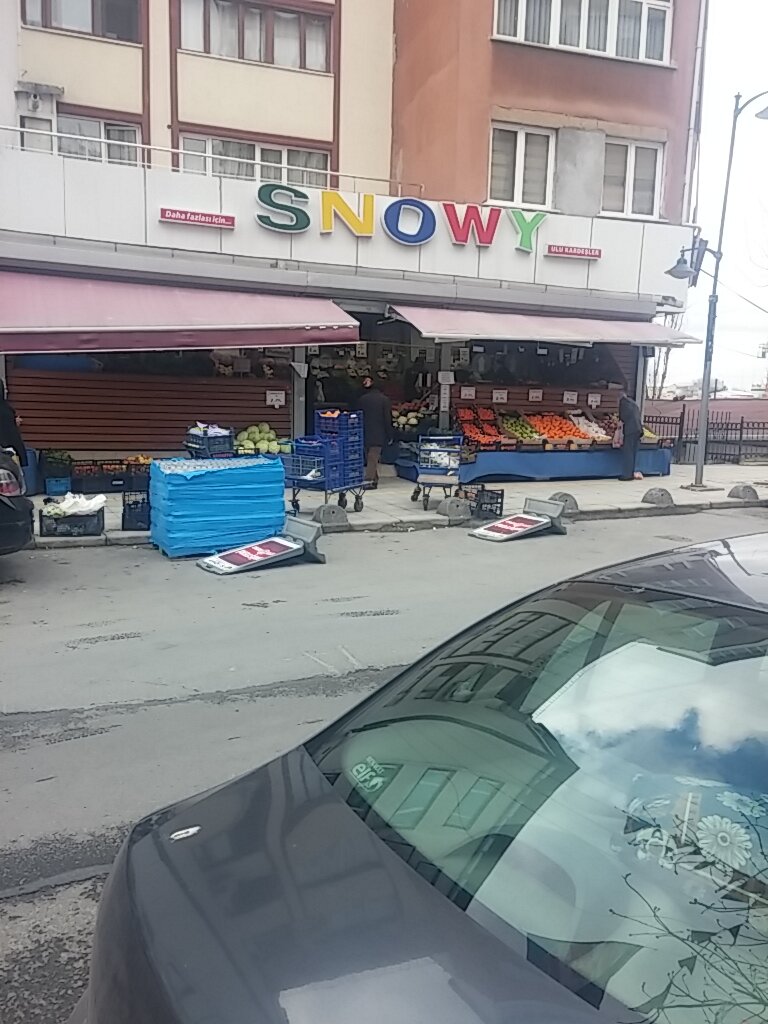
[307,583,768,1024]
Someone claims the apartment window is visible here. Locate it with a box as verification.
[489,126,553,207]
[57,115,140,164]
[181,134,330,186]
[20,115,53,152]
[495,0,671,63]
[602,139,662,217]
[180,0,331,71]
[22,0,141,42]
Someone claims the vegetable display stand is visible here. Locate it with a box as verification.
[410,436,463,510]
[39,508,105,538]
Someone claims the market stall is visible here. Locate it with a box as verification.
[394,351,672,484]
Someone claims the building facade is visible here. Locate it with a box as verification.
[0,0,706,458]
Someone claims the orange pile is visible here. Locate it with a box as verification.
[526,414,591,441]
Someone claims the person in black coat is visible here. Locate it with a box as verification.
[0,381,27,467]
[357,377,392,487]
[618,391,643,481]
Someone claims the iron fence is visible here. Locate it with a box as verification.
[644,410,768,465]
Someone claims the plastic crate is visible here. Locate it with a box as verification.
[185,428,234,457]
[128,468,150,491]
[122,491,150,531]
[45,476,71,496]
[315,410,364,442]
[39,508,105,537]
[40,453,73,479]
[459,485,504,521]
[71,472,129,494]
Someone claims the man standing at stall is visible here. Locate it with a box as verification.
[357,376,392,488]
[618,390,643,481]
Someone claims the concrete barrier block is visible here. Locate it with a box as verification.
[437,497,471,524]
[728,484,760,501]
[312,504,349,532]
[642,488,675,507]
[549,491,579,513]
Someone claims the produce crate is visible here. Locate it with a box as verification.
[71,471,129,494]
[185,428,234,457]
[39,508,105,538]
[45,476,71,496]
[128,468,150,491]
[40,451,73,479]
[315,410,364,442]
[122,491,150,531]
[458,485,504,521]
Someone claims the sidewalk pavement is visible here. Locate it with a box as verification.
[30,462,768,547]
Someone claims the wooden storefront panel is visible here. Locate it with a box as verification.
[7,370,292,452]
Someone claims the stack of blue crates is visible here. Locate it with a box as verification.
[314,410,365,487]
[150,457,285,558]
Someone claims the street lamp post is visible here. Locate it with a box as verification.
[667,91,768,489]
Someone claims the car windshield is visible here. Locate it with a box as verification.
[307,581,768,1024]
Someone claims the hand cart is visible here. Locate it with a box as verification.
[281,437,368,514]
[410,435,463,511]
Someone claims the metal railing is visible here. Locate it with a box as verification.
[645,409,768,465]
[0,123,425,196]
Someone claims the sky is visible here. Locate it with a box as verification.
[666,0,768,393]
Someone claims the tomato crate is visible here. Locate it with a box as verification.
[122,491,150,531]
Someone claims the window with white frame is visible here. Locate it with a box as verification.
[181,135,330,186]
[179,0,331,72]
[602,139,662,217]
[489,125,554,207]
[57,114,140,164]
[495,0,672,63]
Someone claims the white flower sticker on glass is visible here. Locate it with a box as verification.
[696,814,753,870]
[717,791,766,819]
[631,826,675,862]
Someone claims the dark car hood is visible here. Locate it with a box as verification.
[121,747,631,1024]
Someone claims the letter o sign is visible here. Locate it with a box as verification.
[382,199,437,246]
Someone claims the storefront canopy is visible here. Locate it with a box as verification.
[0,272,359,353]
[391,305,699,348]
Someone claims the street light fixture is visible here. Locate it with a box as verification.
[666,91,768,490]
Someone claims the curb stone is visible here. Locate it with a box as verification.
[27,497,768,548]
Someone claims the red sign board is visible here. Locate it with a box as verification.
[215,538,296,567]
[484,514,548,537]
[546,244,602,260]
[160,207,236,229]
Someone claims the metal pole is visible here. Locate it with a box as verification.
[693,93,741,487]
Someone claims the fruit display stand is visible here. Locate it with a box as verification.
[447,384,672,483]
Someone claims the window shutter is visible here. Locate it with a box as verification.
[496,0,519,36]
[522,133,550,206]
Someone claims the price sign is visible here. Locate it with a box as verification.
[438,371,455,385]
[199,537,303,574]
[460,386,476,400]
[307,345,320,355]
[492,389,509,405]
[355,342,368,357]
[563,391,579,406]
[528,388,543,403]
[458,348,471,366]
[266,390,287,408]
[587,393,602,409]
[439,384,451,413]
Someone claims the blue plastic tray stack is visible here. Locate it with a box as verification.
[314,410,365,487]
[150,457,285,558]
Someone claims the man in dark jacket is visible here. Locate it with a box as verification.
[357,377,392,487]
[618,390,643,481]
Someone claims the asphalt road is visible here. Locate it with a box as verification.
[2,507,767,1023]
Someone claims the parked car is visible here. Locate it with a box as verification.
[70,535,768,1024]
[0,449,32,555]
